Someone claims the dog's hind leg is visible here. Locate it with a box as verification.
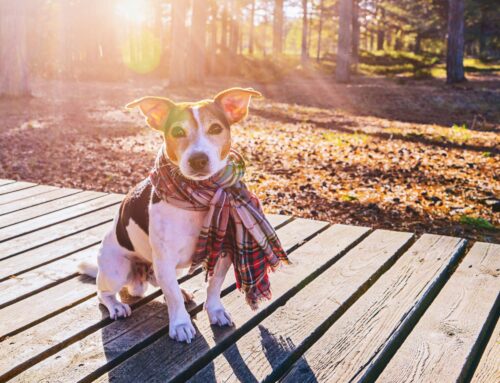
[96,232,132,320]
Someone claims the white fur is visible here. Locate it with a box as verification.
[78,109,234,343]
[179,106,227,181]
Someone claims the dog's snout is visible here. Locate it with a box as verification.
[188,152,209,172]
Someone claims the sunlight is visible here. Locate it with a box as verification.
[115,0,149,24]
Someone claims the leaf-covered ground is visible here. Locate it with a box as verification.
[0,75,498,242]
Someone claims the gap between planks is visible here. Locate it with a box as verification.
[0,216,300,382]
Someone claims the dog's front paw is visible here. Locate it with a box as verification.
[108,301,131,320]
[206,305,233,327]
[169,320,196,343]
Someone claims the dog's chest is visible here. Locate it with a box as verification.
[148,200,205,268]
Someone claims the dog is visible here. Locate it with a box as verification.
[79,88,262,343]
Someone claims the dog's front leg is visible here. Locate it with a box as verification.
[205,254,233,326]
[152,256,196,343]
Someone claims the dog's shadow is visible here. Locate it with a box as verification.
[96,292,315,382]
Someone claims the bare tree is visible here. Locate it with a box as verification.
[316,0,324,61]
[0,1,31,97]
[187,0,208,84]
[352,0,360,73]
[249,0,256,54]
[446,0,466,83]
[273,0,284,54]
[301,0,309,64]
[169,0,189,86]
[336,0,353,82]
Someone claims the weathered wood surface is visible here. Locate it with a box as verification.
[93,224,367,383]
[0,181,497,383]
[0,181,36,195]
[471,316,500,383]
[0,179,15,186]
[0,190,105,229]
[0,193,119,241]
[190,229,413,382]
[0,204,119,260]
[3,218,311,382]
[0,184,58,205]
[376,242,500,383]
[281,235,467,383]
[0,187,80,215]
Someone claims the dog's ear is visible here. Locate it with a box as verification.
[126,97,174,130]
[214,88,262,124]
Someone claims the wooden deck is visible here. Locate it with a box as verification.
[0,179,498,383]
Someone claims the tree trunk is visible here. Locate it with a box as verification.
[169,0,188,87]
[446,0,466,83]
[273,0,284,54]
[336,0,352,82]
[249,0,255,54]
[414,33,421,54]
[208,0,218,74]
[377,7,385,50]
[351,0,360,73]
[316,0,324,61]
[0,1,31,97]
[187,0,208,84]
[301,0,308,64]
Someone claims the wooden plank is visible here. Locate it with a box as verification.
[471,317,500,383]
[86,224,370,383]
[191,229,414,382]
[0,245,98,308]
[280,234,467,383]
[0,185,58,205]
[0,218,302,381]
[0,181,36,195]
[0,188,81,216]
[376,242,500,383]
[0,223,110,281]
[0,204,119,260]
[0,190,105,229]
[0,179,15,186]
[0,276,96,340]
[266,214,292,228]
[0,193,119,242]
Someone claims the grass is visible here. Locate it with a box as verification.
[460,215,496,230]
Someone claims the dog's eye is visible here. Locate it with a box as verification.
[208,123,223,135]
[171,126,186,138]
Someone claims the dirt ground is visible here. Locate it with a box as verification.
[0,73,498,242]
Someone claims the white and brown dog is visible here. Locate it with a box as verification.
[79,88,261,343]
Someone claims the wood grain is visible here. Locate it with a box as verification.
[471,316,500,383]
[0,193,119,241]
[376,242,500,383]
[0,184,58,205]
[0,181,36,195]
[0,276,97,340]
[0,188,80,215]
[281,234,467,383]
[0,204,119,260]
[0,190,105,229]
[0,245,98,308]
[0,217,300,382]
[190,229,414,383]
[0,179,15,186]
[91,224,367,383]
[0,222,110,281]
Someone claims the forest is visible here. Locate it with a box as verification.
[0,0,498,242]
[1,0,498,92]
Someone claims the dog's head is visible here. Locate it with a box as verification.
[127,88,261,180]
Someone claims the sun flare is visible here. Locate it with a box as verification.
[115,0,149,24]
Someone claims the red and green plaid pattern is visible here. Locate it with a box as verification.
[150,146,289,309]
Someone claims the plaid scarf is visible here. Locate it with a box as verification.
[149,146,289,309]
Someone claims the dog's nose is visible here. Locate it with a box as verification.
[188,152,209,171]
